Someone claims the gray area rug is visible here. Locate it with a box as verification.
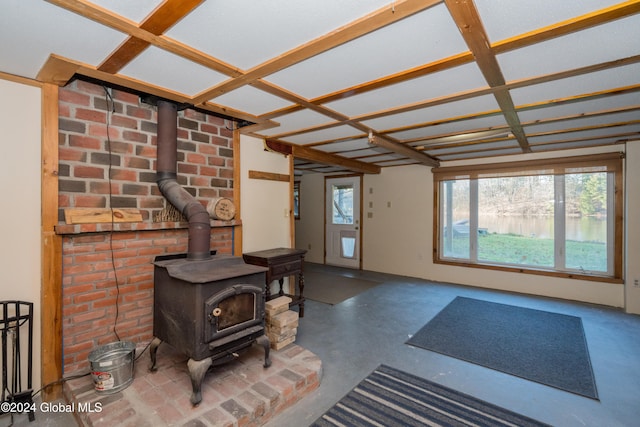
[406,296,598,399]
[303,270,381,305]
[311,364,551,426]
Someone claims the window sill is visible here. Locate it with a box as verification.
[434,258,623,284]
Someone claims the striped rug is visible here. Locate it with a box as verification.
[311,365,550,427]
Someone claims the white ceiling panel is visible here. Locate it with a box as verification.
[517,93,640,124]
[427,140,519,156]
[306,166,347,174]
[476,0,621,43]
[356,153,405,162]
[438,148,524,161]
[209,86,293,116]
[259,109,337,136]
[530,138,627,152]
[497,15,640,82]
[89,0,163,23]
[388,115,508,141]
[280,125,363,145]
[340,148,388,158]
[527,124,640,144]
[166,0,392,70]
[265,3,468,99]
[0,0,127,78]
[524,111,640,135]
[119,46,229,96]
[2,1,638,173]
[378,159,420,167]
[364,95,501,131]
[325,63,488,117]
[510,63,640,107]
[315,139,371,152]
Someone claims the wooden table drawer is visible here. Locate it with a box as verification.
[270,260,301,277]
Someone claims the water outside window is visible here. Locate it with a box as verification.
[565,172,607,272]
[478,175,555,267]
[442,180,470,258]
[440,172,609,273]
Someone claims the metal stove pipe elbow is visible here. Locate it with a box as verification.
[156,100,212,261]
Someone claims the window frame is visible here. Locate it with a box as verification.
[432,153,624,283]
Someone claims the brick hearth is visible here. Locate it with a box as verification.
[63,343,321,427]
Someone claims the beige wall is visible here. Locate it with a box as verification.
[624,141,640,314]
[296,145,639,312]
[0,79,42,387]
[294,173,325,263]
[240,135,293,294]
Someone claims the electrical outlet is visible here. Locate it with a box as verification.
[634,279,640,287]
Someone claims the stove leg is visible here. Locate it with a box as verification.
[256,335,271,368]
[187,357,212,406]
[148,337,162,372]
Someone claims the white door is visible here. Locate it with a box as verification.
[325,176,361,268]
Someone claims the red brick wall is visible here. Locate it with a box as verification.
[57,79,237,374]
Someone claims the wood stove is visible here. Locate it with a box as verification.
[150,254,271,405]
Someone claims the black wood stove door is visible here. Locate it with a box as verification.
[204,284,263,343]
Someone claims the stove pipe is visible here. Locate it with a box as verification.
[156,100,211,261]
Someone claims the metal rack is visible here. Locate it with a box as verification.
[1,301,34,423]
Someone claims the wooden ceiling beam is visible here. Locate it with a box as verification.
[421,121,639,158]
[36,54,81,86]
[192,0,442,103]
[515,83,640,115]
[98,0,203,74]
[261,48,640,139]
[445,0,530,153]
[492,0,640,54]
[36,54,268,126]
[262,1,640,122]
[528,119,640,139]
[292,145,381,174]
[46,0,243,77]
[261,51,476,120]
[529,132,639,148]
[381,83,640,143]
[405,104,640,149]
[352,56,640,135]
[266,140,381,174]
[368,134,439,167]
[256,46,640,149]
[522,105,640,129]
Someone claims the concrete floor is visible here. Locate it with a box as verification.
[4,263,640,426]
[264,263,640,427]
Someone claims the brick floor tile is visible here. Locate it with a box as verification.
[64,343,321,427]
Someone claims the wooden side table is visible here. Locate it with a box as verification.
[243,248,307,317]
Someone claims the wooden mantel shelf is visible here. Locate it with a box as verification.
[55,219,241,236]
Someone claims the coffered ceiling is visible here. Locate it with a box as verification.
[1,0,639,174]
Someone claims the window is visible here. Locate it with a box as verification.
[293,181,300,220]
[433,153,623,281]
[332,184,354,224]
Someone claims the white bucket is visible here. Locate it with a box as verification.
[88,341,136,394]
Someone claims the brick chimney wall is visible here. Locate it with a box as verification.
[56,79,237,374]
